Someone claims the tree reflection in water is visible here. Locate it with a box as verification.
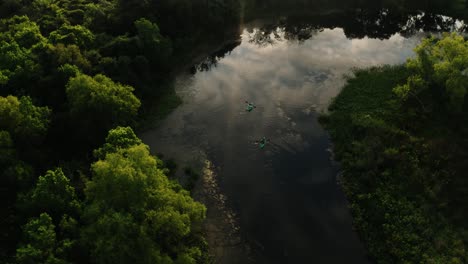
[191,8,466,73]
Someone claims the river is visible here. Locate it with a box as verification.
[140,9,465,264]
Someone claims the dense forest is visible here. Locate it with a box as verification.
[0,0,240,263]
[2,0,468,263]
[321,33,468,263]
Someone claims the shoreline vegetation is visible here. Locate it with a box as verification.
[136,37,242,132]
[320,33,468,263]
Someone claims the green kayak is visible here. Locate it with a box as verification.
[245,101,256,112]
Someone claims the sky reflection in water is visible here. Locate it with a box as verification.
[142,26,424,263]
[203,27,421,111]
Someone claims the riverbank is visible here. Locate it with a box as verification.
[136,36,242,132]
[138,36,249,263]
[320,65,467,263]
[191,160,254,264]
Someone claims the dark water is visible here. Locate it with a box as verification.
[141,10,465,264]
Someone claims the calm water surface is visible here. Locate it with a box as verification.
[141,16,448,263]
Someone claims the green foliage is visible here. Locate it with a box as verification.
[66,73,140,124]
[393,75,425,100]
[0,95,50,142]
[46,43,91,70]
[49,24,95,49]
[16,213,69,264]
[58,214,79,239]
[93,126,142,159]
[27,168,81,219]
[0,0,244,262]
[0,15,45,49]
[83,127,206,264]
[323,64,468,263]
[84,211,168,264]
[56,63,81,85]
[396,33,468,112]
[100,35,137,57]
[0,40,38,91]
[82,0,118,32]
[13,168,81,264]
[134,18,172,66]
[0,16,44,93]
[28,0,66,33]
[0,130,15,164]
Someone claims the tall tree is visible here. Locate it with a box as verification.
[394,33,468,112]
[16,213,70,264]
[0,95,50,147]
[66,73,140,125]
[21,168,81,220]
[83,127,206,264]
[134,18,172,67]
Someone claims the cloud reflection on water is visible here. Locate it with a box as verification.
[189,27,421,114]
[142,25,427,263]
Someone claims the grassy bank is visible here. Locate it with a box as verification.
[321,65,467,263]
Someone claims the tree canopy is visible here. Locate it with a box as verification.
[66,74,140,123]
[24,168,81,220]
[0,0,240,262]
[83,127,206,264]
[16,213,70,264]
[395,33,468,112]
[0,95,50,143]
[322,33,468,264]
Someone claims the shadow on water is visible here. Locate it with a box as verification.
[192,9,465,73]
[141,6,466,264]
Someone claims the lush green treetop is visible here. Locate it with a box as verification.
[93,126,142,159]
[395,33,468,112]
[0,16,45,48]
[0,40,38,89]
[0,0,242,262]
[16,213,70,264]
[66,73,140,123]
[28,168,81,219]
[0,95,50,141]
[134,18,172,65]
[83,127,206,264]
[49,24,95,49]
